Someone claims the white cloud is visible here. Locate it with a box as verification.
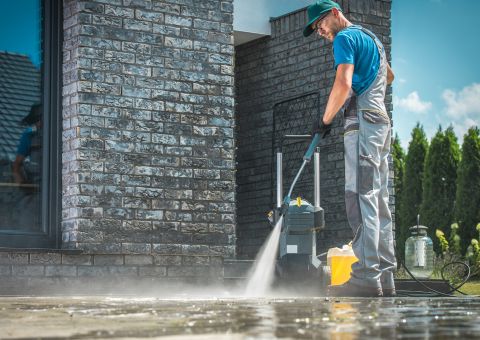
[442,83,480,119]
[394,91,432,113]
[439,83,480,139]
[451,118,479,141]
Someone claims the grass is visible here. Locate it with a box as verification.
[456,280,480,296]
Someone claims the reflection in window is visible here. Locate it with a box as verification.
[0,0,42,232]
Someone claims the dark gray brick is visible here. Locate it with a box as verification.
[152,2,180,14]
[165,14,192,27]
[152,243,182,255]
[167,265,217,277]
[94,255,124,265]
[139,266,167,276]
[164,36,192,49]
[62,254,93,265]
[135,9,163,23]
[123,0,152,9]
[182,255,210,266]
[12,265,45,277]
[29,253,62,265]
[124,255,153,265]
[77,265,138,277]
[153,255,182,266]
[0,265,11,276]
[122,243,152,254]
[105,5,134,18]
[123,18,152,31]
[45,265,77,277]
[0,253,29,265]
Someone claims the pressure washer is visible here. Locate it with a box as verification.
[267,133,328,287]
[264,133,475,297]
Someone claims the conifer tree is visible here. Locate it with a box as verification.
[391,133,405,258]
[399,124,428,258]
[421,126,460,252]
[455,127,480,253]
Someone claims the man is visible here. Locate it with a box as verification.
[11,103,42,230]
[304,0,396,297]
[13,103,42,186]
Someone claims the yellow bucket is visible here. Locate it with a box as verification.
[327,244,358,286]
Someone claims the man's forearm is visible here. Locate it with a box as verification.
[322,79,351,125]
[387,63,394,85]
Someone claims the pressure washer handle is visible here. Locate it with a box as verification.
[280,195,290,216]
[303,133,321,161]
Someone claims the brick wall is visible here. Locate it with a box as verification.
[61,0,236,261]
[235,0,394,258]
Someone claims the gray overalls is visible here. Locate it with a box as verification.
[342,26,396,290]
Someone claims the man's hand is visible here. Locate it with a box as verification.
[311,119,332,138]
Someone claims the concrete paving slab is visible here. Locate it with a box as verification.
[0,295,479,339]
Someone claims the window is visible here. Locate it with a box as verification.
[0,0,62,248]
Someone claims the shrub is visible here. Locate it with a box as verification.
[421,126,460,253]
[434,223,480,284]
[455,127,480,253]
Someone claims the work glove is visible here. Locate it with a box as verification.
[311,119,332,139]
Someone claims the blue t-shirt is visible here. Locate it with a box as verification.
[333,25,380,95]
[17,127,34,157]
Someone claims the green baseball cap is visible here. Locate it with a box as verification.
[303,0,342,37]
[22,103,42,125]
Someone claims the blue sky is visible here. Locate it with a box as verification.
[391,0,480,149]
[1,0,478,149]
[0,0,40,66]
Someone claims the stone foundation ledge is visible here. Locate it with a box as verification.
[0,249,224,295]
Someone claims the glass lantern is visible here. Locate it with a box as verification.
[404,215,435,279]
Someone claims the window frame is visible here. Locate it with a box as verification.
[0,0,63,249]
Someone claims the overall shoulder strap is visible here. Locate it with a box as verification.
[359,27,384,55]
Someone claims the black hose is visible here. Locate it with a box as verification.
[392,240,479,297]
[396,257,477,297]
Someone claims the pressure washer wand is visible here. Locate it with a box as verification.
[279,133,321,217]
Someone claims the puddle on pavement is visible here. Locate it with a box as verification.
[1,296,480,339]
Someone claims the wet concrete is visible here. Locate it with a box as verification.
[1,295,480,339]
